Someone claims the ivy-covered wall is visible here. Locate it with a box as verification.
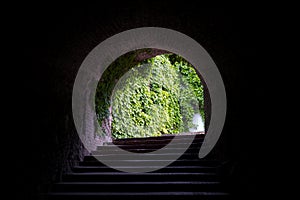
[95,49,205,139]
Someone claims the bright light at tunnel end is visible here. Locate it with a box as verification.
[72,27,227,173]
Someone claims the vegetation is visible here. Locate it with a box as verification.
[95,49,204,139]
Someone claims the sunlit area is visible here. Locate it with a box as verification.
[95,49,206,139]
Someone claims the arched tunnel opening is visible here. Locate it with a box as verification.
[94,48,211,143]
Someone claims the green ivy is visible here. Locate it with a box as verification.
[95,49,205,139]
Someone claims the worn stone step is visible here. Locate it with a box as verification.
[93,147,201,154]
[111,133,205,142]
[79,159,220,167]
[45,191,229,200]
[96,146,201,152]
[97,142,202,150]
[52,181,223,192]
[62,172,218,182]
[84,153,200,161]
[92,148,200,154]
[108,138,204,145]
[72,165,217,173]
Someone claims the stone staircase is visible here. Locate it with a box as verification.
[43,134,230,199]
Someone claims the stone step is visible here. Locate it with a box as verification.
[45,191,229,200]
[79,159,221,167]
[62,172,218,182]
[97,142,202,150]
[72,166,217,173]
[92,147,200,154]
[84,153,200,161]
[108,138,204,145]
[43,133,230,199]
[111,133,205,142]
[52,181,223,192]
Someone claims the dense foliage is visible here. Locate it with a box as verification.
[95,49,204,139]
